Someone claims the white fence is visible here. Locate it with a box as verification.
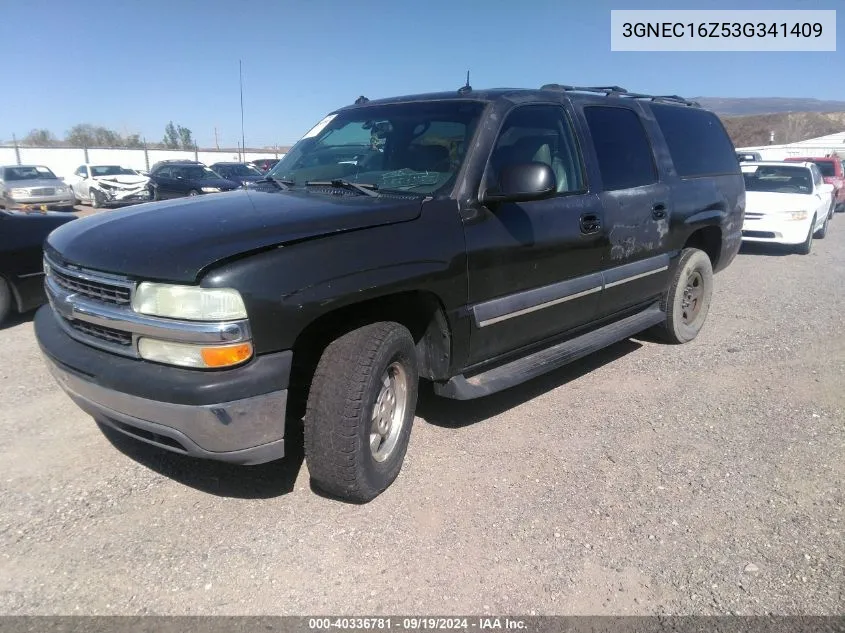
[0,146,286,179]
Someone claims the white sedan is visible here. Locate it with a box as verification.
[66,164,151,208]
[741,161,835,254]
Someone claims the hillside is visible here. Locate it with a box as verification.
[719,111,845,148]
[696,97,845,116]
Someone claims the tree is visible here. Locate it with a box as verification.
[163,121,180,149]
[22,129,56,147]
[66,124,98,147]
[177,125,193,150]
[124,134,143,148]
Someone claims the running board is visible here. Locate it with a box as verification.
[434,303,665,400]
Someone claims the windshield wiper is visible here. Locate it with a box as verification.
[305,179,380,197]
[252,176,294,191]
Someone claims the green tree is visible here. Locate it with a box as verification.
[163,121,180,149]
[22,129,56,147]
[177,125,193,150]
[124,134,143,148]
[66,124,97,147]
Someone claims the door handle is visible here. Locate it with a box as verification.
[652,202,667,220]
[579,213,601,234]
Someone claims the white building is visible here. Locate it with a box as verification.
[736,131,845,160]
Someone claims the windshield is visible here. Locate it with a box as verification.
[177,166,220,180]
[91,165,137,177]
[219,164,262,177]
[4,165,57,181]
[742,165,813,194]
[268,100,486,195]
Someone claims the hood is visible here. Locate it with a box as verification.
[92,174,149,186]
[46,189,422,283]
[745,191,815,212]
[5,178,65,190]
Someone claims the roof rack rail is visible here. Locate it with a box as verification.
[539,84,699,107]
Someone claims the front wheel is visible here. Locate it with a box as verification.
[795,216,815,254]
[188,189,200,197]
[815,212,829,239]
[304,321,419,502]
[653,248,714,344]
[89,188,102,209]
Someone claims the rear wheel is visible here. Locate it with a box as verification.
[653,248,713,344]
[795,216,815,254]
[0,277,12,326]
[188,189,200,197]
[304,321,419,502]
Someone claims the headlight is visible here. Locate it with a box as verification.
[8,188,29,197]
[55,186,69,195]
[138,338,253,369]
[784,210,808,221]
[131,283,247,320]
[200,186,221,193]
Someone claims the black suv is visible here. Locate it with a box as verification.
[147,160,240,200]
[35,84,744,502]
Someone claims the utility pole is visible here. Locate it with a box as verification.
[239,60,246,160]
[214,127,220,150]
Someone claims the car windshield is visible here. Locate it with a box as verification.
[807,160,835,178]
[742,166,813,194]
[4,165,57,181]
[179,166,219,180]
[91,165,136,177]
[220,164,262,177]
[268,100,487,195]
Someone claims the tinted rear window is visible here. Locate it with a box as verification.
[651,104,739,178]
[808,160,835,178]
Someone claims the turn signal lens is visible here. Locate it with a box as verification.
[201,343,253,368]
[138,338,253,369]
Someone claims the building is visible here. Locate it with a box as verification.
[736,131,845,160]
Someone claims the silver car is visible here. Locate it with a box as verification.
[0,165,75,212]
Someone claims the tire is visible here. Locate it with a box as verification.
[0,277,12,326]
[304,321,419,502]
[89,188,102,209]
[795,216,815,255]
[188,189,200,197]
[815,212,830,239]
[653,248,714,344]
[150,185,160,201]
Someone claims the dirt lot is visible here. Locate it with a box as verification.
[1,206,842,616]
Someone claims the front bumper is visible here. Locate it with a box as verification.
[35,305,290,465]
[6,196,74,210]
[741,216,812,245]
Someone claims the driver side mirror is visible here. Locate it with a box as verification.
[819,183,834,195]
[480,163,556,205]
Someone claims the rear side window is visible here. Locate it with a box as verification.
[583,106,657,191]
[651,104,738,178]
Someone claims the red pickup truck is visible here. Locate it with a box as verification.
[785,156,845,212]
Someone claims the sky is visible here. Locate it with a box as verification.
[2,0,842,148]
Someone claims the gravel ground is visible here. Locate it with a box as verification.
[0,206,842,616]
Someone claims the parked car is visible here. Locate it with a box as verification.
[0,165,75,212]
[66,164,151,208]
[147,161,240,200]
[736,151,762,162]
[741,161,834,253]
[783,156,845,213]
[0,209,76,325]
[209,162,265,186]
[35,83,743,502]
[248,158,279,173]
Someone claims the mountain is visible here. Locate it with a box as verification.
[695,97,845,116]
[719,111,845,148]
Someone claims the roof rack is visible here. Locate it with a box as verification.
[539,84,700,107]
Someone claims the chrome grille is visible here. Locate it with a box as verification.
[30,187,55,196]
[67,320,133,346]
[50,266,132,306]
